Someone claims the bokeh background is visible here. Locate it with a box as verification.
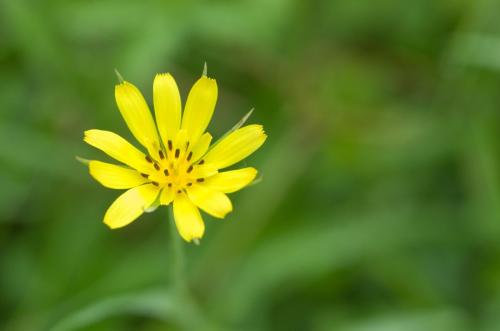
[2,0,500,330]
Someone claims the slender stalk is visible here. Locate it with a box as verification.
[168,206,185,293]
[167,207,219,330]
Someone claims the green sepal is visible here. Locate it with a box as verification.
[114,68,125,83]
[211,108,254,148]
[75,156,90,166]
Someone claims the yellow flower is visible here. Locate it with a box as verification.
[83,70,266,242]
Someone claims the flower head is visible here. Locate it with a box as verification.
[83,69,266,242]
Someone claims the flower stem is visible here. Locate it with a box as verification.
[167,207,219,330]
[168,206,185,292]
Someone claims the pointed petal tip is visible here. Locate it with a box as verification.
[192,238,201,245]
[222,208,233,218]
[83,130,96,143]
[114,80,130,90]
[210,202,233,219]
[104,219,120,230]
[197,67,216,82]
[200,75,217,84]
[258,125,267,137]
[202,62,207,76]
[144,204,159,213]
[83,129,91,139]
[155,72,172,79]
[249,124,266,136]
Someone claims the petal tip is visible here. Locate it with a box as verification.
[250,167,258,177]
[114,81,135,94]
[199,75,217,84]
[115,81,127,88]
[155,72,172,79]
[215,202,233,219]
[83,129,96,143]
[104,219,121,230]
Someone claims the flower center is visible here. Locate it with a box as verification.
[141,139,205,193]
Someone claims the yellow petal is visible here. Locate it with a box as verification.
[203,124,267,169]
[104,184,160,229]
[84,129,152,173]
[204,167,257,193]
[190,132,212,162]
[153,73,181,146]
[173,194,205,242]
[160,187,174,205]
[115,81,160,156]
[89,161,147,189]
[174,129,189,154]
[190,164,218,178]
[181,76,218,145]
[164,129,189,160]
[186,184,232,218]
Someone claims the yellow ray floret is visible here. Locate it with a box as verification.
[203,167,258,193]
[115,82,161,156]
[181,75,218,144]
[186,184,233,218]
[83,69,266,242]
[173,194,205,242]
[153,73,181,145]
[89,161,148,189]
[84,129,152,174]
[203,124,267,169]
[104,184,160,229]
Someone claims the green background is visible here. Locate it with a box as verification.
[2,0,500,330]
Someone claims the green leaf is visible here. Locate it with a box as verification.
[49,289,174,331]
[48,288,215,331]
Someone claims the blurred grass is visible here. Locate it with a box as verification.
[2,0,500,330]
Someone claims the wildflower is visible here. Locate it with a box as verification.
[83,68,266,242]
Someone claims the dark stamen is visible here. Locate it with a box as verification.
[198,160,205,165]
[187,182,192,186]
[159,150,165,159]
[168,183,172,187]
[152,181,159,186]
[154,163,160,170]
[163,169,169,176]
[175,149,180,158]
[141,173,149,178]
[167,140,173,151]
[187,165,193,173]
[186,141,190,150]
[177,190,182,194]
[187,151,193,161]
[196,178,204,183]
[145,155,153,163]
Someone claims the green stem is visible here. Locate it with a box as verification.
[168,206,185,293]
[167,207,219,330]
